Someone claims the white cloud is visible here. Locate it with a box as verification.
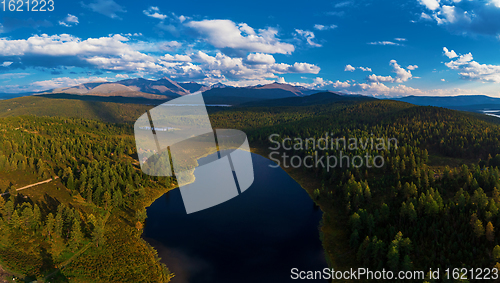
[1,61,13,67]
[443,47,458,59]
[390,60,413,82]
[368,41,401,46]
[444,50,500,83]
[0,33,319,85]
[366,60,413,83]
[279,62,321,74]
[295,29,322,47]
[278,77,286,83]
[159,41,182,52]
[441,78,446,81]
[115,74,129,79]
[245,53,276,65]
[394,38,407,41]
[417,1,500,38]
[420,12,433,20]
[491,0,500,8]
[290,77,485,98]
[345,65,372,72]
[418,0,441,11]
[143,6,167,20]
[186,20,295,54]
[161,54,192,62]
[59,14,79,27]
[31,77,110,90]
[407,65,418,70]
[314,24,337,31]
[366,74,395,83]
[344,64,356,72]
[82,0,126,19]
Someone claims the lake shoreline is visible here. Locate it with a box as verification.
[142,147,329,282]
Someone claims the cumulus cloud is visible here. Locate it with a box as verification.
[186,20,295,55]
[82,0,126,19]
[1,61,13,67]
[366,60,413,83]
[143,6,167,20]
[444,50,500,83]
[345,65,372,72]
[295,29,322,47]
[271,62,320,74]
[278,77,286,83]
[418,0,441,11]
[491,0,500,8]
[0,33,320,88]
[344,64,356,72]
[115,74,129,79]
[159,41,182,52]
[161,54,192,62]
[245,53,276,65]
[314,24,337,30]
[59,14,79,27]
[417,0,500,38]
[293,77,484,98]
[407,65,418,70]
[443,47,458,58]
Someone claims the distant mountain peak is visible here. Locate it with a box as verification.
[250,81,317,96]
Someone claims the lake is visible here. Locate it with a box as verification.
[143,151,327,283]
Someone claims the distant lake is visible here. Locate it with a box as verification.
[143,151,327,283]
[482,110,500,118]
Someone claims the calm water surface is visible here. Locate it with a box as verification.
[143,151,327,283]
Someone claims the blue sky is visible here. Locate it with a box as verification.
[1,0,500,97]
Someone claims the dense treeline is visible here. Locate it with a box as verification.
[0,116,173,282]
[3,98,500,281]
[211,100,500,279]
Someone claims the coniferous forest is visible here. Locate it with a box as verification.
[1,96,500,281]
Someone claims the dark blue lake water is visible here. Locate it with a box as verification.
[143,152,327,283]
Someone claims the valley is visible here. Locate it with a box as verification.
[1,93,500,281]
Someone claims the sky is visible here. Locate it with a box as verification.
[1,0,500,97]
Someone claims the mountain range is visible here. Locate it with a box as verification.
[2,77,500,111]
[38,78,311,99]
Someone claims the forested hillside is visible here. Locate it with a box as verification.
[0,116,174,282]
[2,97,500,281]
[210,100,500,278]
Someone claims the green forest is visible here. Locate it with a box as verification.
[1,96,500,281]
[0,114,174,282]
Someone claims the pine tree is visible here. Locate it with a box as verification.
[486,222,495,242]
[70,218,84,252]
[493,245,500,261]
[473,219,485,238]
[92,217,106,247]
